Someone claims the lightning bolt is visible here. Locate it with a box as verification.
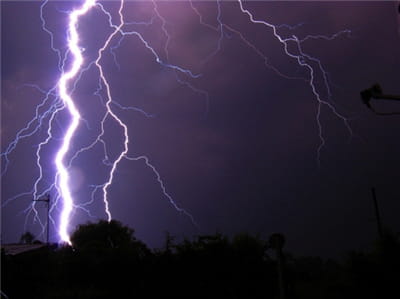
[56,0,199,242]
[2,0,355,244]
[56,0,96,244]
[2,0,198,243]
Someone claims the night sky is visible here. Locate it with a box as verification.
[1,0,400,257]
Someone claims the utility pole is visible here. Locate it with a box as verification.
[371,188,383,242]
[33,193,50,244]
[269,233,286,299]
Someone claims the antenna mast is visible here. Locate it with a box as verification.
[33,194,50,244]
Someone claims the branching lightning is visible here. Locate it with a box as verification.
[2,0,354,243]
[236,0,352,164]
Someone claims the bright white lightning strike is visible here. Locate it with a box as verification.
[56,0,96,244]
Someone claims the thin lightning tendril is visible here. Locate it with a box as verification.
[94,0,198,226]
[95,0,127,222]
[237,0,352,163]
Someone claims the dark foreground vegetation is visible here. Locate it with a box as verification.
[2,220,400,299]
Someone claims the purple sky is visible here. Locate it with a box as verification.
[2,1,400,257]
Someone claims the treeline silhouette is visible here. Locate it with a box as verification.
[2,220,399,298]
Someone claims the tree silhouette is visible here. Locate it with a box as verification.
[19,231,35,244]
[70,219,150,256]
[5,220,397,299]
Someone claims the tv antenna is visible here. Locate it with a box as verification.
[33,193,50,244]
[361,84,400,115]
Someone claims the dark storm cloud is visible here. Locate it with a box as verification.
[1,1,399,257]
